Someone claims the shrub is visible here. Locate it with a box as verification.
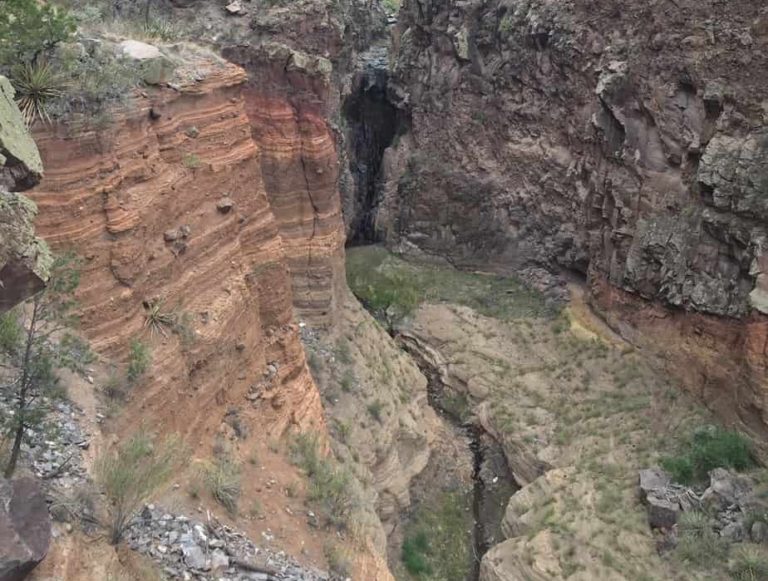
[307,351,322,374]
[325,542,352,577]
[49,43,140,118]
[127,339,150,384]
[334,339,352,365]
[290,432,357,529]
[662,426,753,484]
[143,300,176,337]
[95,430,184,544]
[400,492,472,579]
[402,531,432,575]
[102,369,127,401]
[676,510,727,569]
[0,310,22,352]
[340,369,355,393]
[205,457,241,514]
[367,400,384,422]
[730,545,768,581]
[677,511,711,539]
[182,153,201,169]
[0,0,75,68]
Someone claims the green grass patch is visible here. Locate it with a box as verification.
[346,246,555,324]
[399,490,473,580]
[661,425,753,484]
[290,432,359,530]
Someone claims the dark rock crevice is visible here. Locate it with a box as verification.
[343,55,409,245]
[395,331,517,580]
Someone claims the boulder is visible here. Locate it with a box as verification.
[0,75,51,312]
[646,494,681,530]
[638,468,671,500]
[701,468,752,510]
[719,521,745,542]
[0,76,43,191]
[119,40,176,86]
[225,0,244,14]
[216,197,235,214]
[0,477,52,581]
[181,543,207,570]
[750,521,768,543]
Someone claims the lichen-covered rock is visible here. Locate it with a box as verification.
[0,75,50,311]
[0,76,43,191]
[0,193,51,311]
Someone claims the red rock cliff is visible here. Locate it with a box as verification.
[28,56,324,443]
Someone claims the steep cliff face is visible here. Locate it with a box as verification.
[28,52,323,443]
[26,3,435,573]
[381,0,768,432]
[161,0,389,327]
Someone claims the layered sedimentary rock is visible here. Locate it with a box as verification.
[225,43,347,327]
[0,75,51,310]
[382,0,768,432]
[160,0,388,327]
[29,50,323,441]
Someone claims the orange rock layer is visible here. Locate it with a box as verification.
[589,274,768,443]
[29,62,325,443]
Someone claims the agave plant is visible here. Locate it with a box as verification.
[13,60,65,125]
[143,300,176,337]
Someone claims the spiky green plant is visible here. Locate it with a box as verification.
[13,60,65,125]
[143,301,176,337]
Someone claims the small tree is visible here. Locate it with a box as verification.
[95,430,184,544]
[0,0,75,68]
[0,253,90,477]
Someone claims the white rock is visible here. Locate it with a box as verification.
[120,40,162,60]
[225,0,243,14]
[210,548,229,570]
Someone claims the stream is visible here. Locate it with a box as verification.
[397,333,517,580]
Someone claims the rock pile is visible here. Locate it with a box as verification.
[0,392,89,487]
[125,505,333,581]
[639,467,765,546]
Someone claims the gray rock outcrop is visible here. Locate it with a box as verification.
[0,477,51,581]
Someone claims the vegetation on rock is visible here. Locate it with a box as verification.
[662,426,753,485]
[346,245,555,329]
[0,253,91,477]
[96,429,185,544]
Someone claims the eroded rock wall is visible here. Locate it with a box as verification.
[385,0,768,432]
[28,57,323,443]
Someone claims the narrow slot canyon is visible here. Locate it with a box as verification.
[341,49,518,577]
[396,335,517,581]
[342,50,408,246]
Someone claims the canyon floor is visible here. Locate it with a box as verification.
[342,245,768,581]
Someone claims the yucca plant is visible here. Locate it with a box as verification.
[143,300,176,337]
[13,60,65,125]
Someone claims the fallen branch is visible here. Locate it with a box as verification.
[231,557,279,577]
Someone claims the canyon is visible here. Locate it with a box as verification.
[1,0,768,580]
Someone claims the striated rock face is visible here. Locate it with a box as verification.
[28,53,323,441]
[381,0,768,431]
[0,75,51,311]
[224,42,347,327]
[162,0,388,327]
